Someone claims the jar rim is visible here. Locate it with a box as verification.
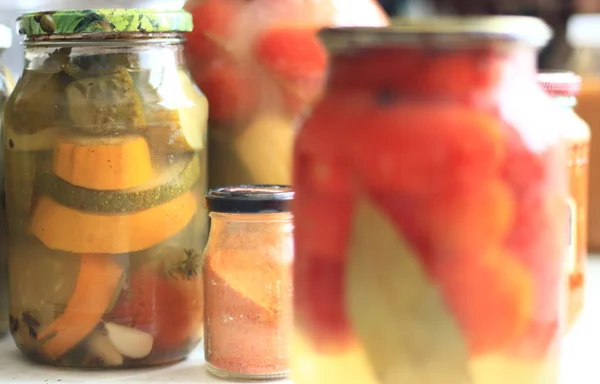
[17,8,193,37]
[319,16,552,53]
[22,34,184,45]
[206,185,294,214]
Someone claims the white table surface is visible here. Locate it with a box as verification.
[0,261,599,383]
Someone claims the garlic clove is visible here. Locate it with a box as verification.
[104,322,154,359]
[87,330,124,366]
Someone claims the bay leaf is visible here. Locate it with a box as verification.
[345,195,472,384]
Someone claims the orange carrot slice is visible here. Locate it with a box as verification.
[38,254,123,359]
[31,191,197,254]
[53,134,153,191]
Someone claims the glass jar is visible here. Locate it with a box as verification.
[4,9,208,368]
[539,71,590,330]
[293,17,568,384]
[0,23,13,337]
[567,15,600,251]
[184,0,389,188]
[203,185,293,380]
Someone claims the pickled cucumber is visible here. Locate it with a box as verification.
[35,153,201,213]
[66,67,145,135]
[5,70,69,135]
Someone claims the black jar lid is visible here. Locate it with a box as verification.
[205,185,293,214]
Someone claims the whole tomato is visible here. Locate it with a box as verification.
[110,249,203,353]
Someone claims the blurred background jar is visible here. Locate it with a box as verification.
[184,0,389,188]
[293,17,567,384]
[568,14,600,252]
[203,185,293,380]
[4,9,207,368]
[0,23,14,337]
[539,71,590,330]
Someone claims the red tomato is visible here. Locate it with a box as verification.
[255,26,326,81]
[196,63,259,125]
[329,47,503,100]
[185,0,240,63]
[346,102,505,197]
[293,190,353,261]
[430,251,534,357]
[293,255,353,352]
[418,179,516,258]
[255,26,327,113]
[110,266,204,353]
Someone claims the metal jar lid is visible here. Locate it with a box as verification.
[538,71,582,97]
[319,16,553,52]
[17,9,193,36]
[206,185,294,214]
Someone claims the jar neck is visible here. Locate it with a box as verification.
[23,36,186,71]
[209,212,293,224]
[326,41,539,100]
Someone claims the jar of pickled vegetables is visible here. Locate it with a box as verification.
[539,71,591,329]
[293,17,568,384]
[0,23,13,337]
[184,0,389,188]
[4,9,207,368]
[203,185,293,380]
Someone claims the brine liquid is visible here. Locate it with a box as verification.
[293,332,559,384]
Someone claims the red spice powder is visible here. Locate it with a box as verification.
[203,249,292,376]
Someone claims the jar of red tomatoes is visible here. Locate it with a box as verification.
[539,71,590,330]
[293,17,568,384]
[184,0,389,188]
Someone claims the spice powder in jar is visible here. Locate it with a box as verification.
[539,71,591,329]
[203,185,294,380]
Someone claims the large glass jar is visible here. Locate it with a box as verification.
[4,9,207,368]
[293,18,568,384]
[567,15,600,251]
[203,185,294,380]
[539,71,590,330]
[184,0,389,188]
[0,23,13,337]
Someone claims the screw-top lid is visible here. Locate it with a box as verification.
[0,24,12,49]
[538,71,582,97]
[319,16,552,53]
[206,185,294,214]
[17,9,193,36]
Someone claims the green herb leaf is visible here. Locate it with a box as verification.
[345,194,472,384]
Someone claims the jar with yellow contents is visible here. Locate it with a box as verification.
[5,9,208,368]
[539,71,591,329]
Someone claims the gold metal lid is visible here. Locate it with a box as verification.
[319,16,553,52]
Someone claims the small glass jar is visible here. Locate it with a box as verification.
[5,9,207,368]
[203,185,294,380]
[293,17,567,384]
[539,71,591,329]
[184,0,389,189]
[0,23,14,337]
